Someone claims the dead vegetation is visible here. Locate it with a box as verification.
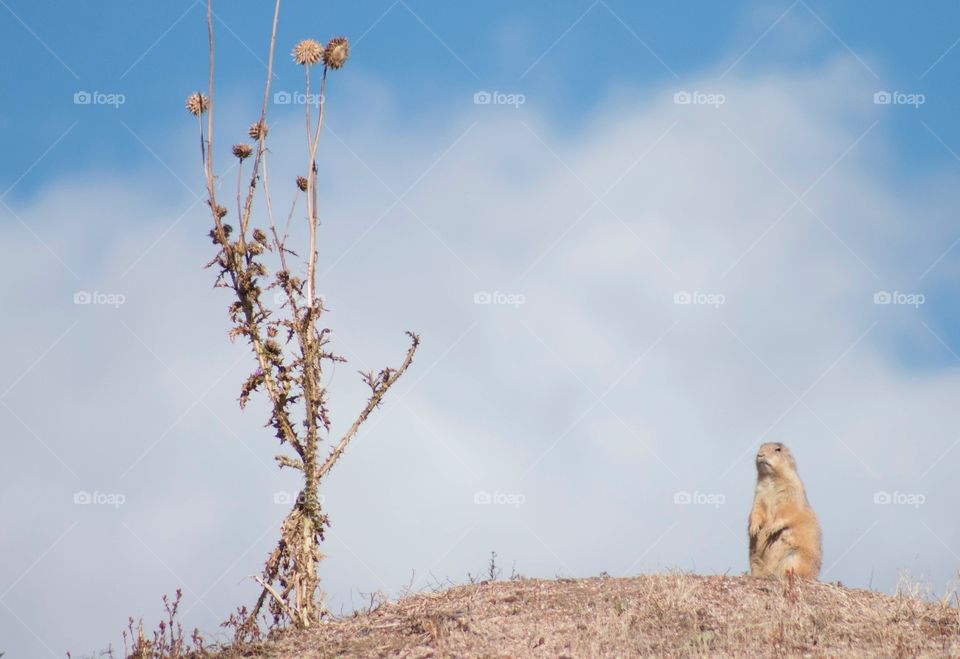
[187,0,419,635]
[201,573,960,658]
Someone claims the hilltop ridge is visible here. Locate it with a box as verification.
[212,573,960,657]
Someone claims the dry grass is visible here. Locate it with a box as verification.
[210,573,960,658]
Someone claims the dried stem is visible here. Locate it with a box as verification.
[205,0,215,201]
[252,575,294,621]
[236,160,243,221]
[239,0,281,239]
[304,66,328,308]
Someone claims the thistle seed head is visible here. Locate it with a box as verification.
[185,92,208,116]
[323,36,350,70]
[248,121,268,140]
[232,143,253,160]
[292,39,324,66]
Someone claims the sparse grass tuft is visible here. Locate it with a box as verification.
[120,590,208,659]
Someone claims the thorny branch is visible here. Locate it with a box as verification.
[319,332,420,480]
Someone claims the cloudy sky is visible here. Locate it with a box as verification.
[2,1,960,656]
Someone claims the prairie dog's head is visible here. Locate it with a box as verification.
[755,442,798,477]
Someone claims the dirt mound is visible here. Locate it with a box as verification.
[215,573,960,658]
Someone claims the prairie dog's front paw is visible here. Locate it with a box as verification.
[748,514,763,538]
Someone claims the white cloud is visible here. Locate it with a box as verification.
[2,55,959,655]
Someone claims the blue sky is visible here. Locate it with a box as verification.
[2,0,960,197]
[4,0,960,352]
[2,1,960,656]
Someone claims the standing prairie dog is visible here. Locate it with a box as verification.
[748,442,822,579]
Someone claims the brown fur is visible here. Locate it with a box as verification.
[748,442,822,579]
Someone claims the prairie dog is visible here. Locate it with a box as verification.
[748,442,822,579]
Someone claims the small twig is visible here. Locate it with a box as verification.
[318,332,420,479]
[252,576,293,621]
[197,112,206,181]
[275,455,304,470]
[236,158,243,222]
[260,145,284,278]
[283,193,300,245]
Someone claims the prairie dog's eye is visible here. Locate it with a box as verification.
[775,446,782,452]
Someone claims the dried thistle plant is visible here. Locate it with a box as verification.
[189,0,419,635]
